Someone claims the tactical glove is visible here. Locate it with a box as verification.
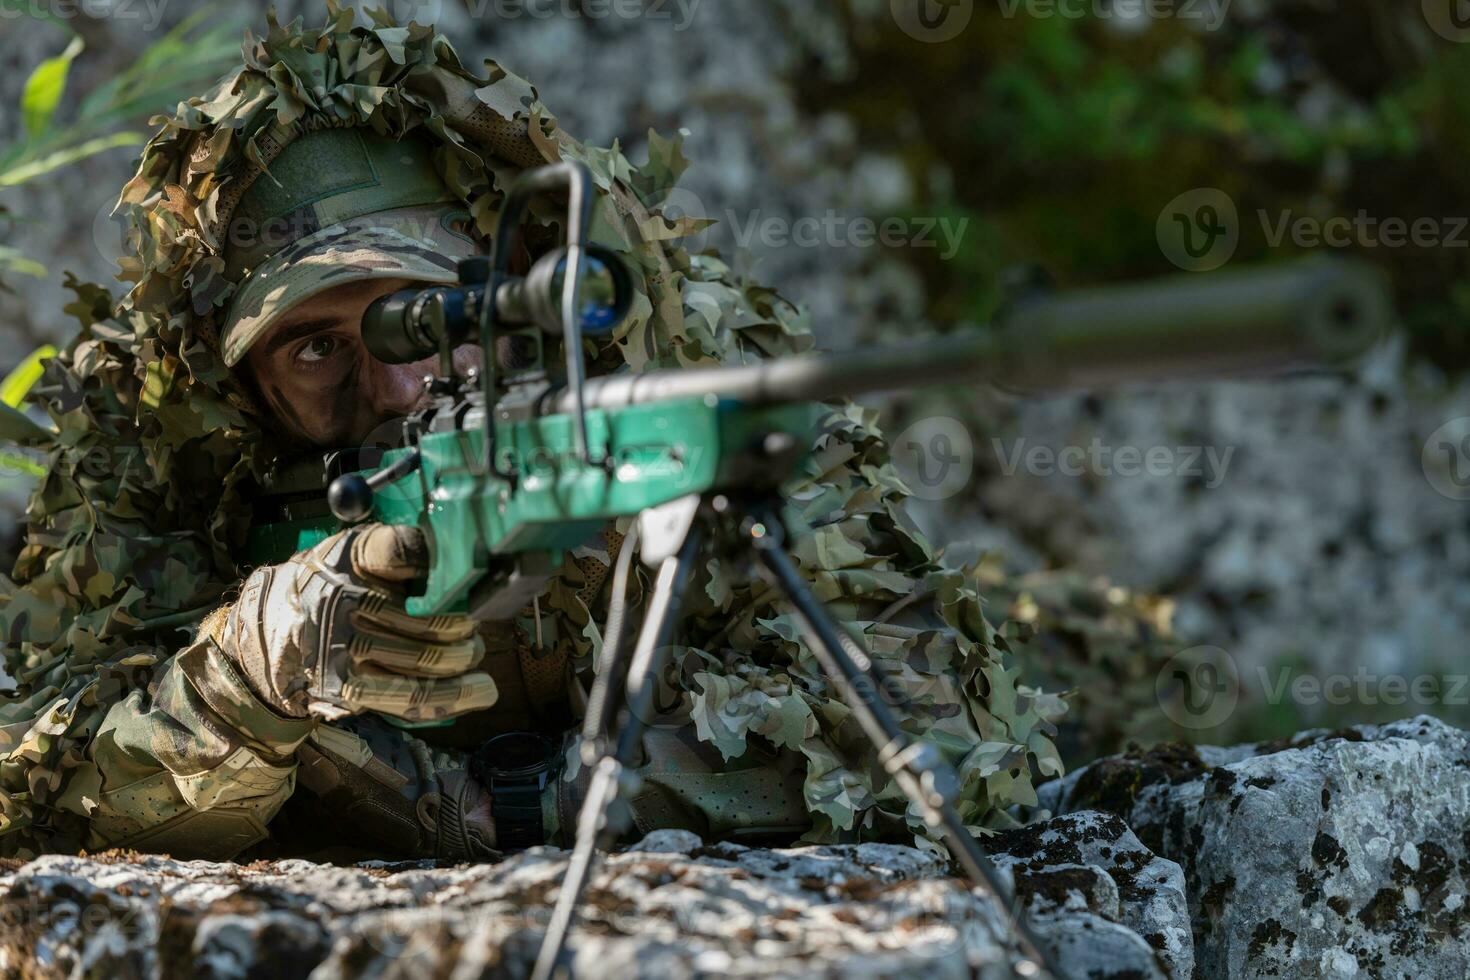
[211,524,498,723]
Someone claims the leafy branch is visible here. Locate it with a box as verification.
[0,6,243,284]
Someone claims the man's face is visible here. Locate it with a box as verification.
[244,277,479,447]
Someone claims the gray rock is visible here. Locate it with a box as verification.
[924,338,1470,744]
[0,826,1181,979]
[1042,715,1470,979]
[993,811,1193,979]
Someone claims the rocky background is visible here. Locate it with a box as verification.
[3,7,1469,977]
[4,718,1465,978]
[2,0,1469,751]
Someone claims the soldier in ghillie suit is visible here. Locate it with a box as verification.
[0,6,1081,861]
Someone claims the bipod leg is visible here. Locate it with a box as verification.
[741,501,1064,980]
[532,501,704,980]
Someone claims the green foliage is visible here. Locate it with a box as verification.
[822,3,1470,368]
[0,8,242,284]
[20,35,83,142]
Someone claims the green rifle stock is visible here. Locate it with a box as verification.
[248,255,1388,624]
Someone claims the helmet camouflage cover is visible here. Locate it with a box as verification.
[0,4,1094,856]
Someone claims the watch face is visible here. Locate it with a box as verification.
[482,732,555,779]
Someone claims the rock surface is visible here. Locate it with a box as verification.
[6,717,1469,978]
[993,812,1193,979]
[1041,715,1470,979]
[0,821,1181,979]
[936,342,1470,741]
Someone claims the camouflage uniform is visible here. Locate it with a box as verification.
[0,6,1068,861]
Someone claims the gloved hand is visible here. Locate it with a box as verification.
[209,523,498,723]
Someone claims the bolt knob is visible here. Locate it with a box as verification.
[329,474,375,524]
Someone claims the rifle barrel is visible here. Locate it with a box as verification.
[557,259,1389,413]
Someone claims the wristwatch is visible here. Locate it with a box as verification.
[477,732,557,852]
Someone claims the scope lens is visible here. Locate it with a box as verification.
[553,255,627,336]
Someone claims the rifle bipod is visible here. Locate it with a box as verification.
[531,494,1065,980]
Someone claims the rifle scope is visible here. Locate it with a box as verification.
[361,246,633,365]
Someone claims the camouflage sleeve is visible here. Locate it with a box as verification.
[0,280,255,857]
[84,636,313,860]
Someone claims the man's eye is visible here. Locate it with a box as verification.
[296,337,339,364]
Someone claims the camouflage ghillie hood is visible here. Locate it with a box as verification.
[0,4,1066,856]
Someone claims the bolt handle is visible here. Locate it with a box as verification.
[327,450,423,525]
[328,474,375,524]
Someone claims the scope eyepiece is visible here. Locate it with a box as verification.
[360,285,470,365]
